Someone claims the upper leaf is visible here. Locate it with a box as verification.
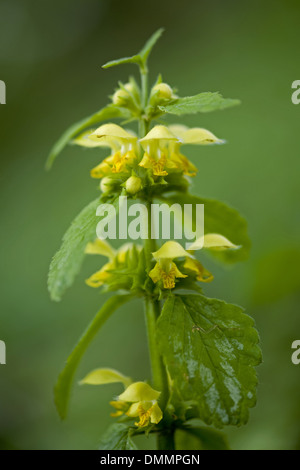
[156,294,262,427]
[99,423,137,450]
[158,193,250,263]
[48,198,100,301]
[102,28,164,71]
[46,105,129,169]
[159,92,240,115]
[139,28,164,64]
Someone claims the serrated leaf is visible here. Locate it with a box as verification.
[99,423,137,450]
[46,105,129,169]
[54,295,132,419]
[48,198,100,302]
[159,92,240,115]
[102,28,164,70]
[156,294,262,427]
[158,193,250,263]
[176,421,230,450]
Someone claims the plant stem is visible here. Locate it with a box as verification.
[138,65,171,449]
[157,428,176,451]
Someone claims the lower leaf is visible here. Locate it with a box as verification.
[99,423,138,450]
[156,294,262,427]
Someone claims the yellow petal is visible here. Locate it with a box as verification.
[89,123,137,142]
[183,258,214,282]
[85,239,116,259]
[85,263,113,287]
[79,368,131,387]
[152,241,192,260]
[148,262,162,284]
[168,124,188,140]
[149,402,163,424]
[126,402,143,418]
[72,130,109,148]
[181,127,224,145]
[90,160,113,179]
[169,152,197,176]
[110,410,124,418]
[140,125,179,143]
[149,261,187,289]
[189,233,240,251]
[118,382,160,403]
[110,400,129,417]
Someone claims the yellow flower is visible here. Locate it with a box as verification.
[114,382,163,427]
[149,241,190,289]
[149,235,239,289]
[138,124,223,177]
[139,125,179,176]
[87,124,138,178]
[80,369,162,427]
[85,239,138,288]
[167,124,224,176]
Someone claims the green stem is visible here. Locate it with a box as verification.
[157,428,176,451]
[138,66,170,449]
[139,65,150,137]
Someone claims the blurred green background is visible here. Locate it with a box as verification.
[0,0,300,450]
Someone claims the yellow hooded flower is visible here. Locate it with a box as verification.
[87,124,138,178]
[167,124,224,176]
[149,235,239,289]
[112,382,163,427]
[149,241,191,289]
[85,239,138,288]
[139,125,179,176]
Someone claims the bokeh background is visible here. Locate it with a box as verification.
[0,0,300,450]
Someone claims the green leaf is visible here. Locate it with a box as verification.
[102,54,142,70]
[156,294,262,427]
[159,92,240,115]
[139,28,164,64]
[176,421,230,450]
[46,105,129,169]
[102,28,164,70]
[48,198,100,302]
[99,423,137,450]
[54,295,132,419]
[158,193,250,263]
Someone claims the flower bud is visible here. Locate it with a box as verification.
[112,83,134,106]
[125,176,142,195]
[100,176,116,193]
[152,83,173,100]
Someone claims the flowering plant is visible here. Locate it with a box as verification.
[47,29,261,450]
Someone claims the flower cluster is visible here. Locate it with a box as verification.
[73,119,223,196]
